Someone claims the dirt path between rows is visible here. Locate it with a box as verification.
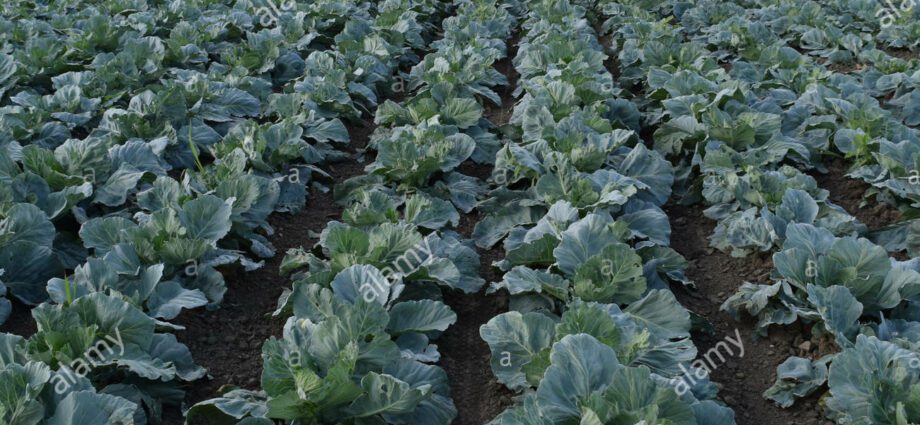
[438,243,514,425]
[438,205,515,425]
[667,204,830,425]
[811,158,902,231]
[436,35,522,425]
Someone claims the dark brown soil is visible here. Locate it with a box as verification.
[667,204,831,425]
[0,299,37,337]
[602,42,623,79]
[438,213,515,424]
[483,34,520,127]
[811,158,902,231]
[824,60,862,74]
[885,48,920,62]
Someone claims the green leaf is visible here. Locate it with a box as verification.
[405,193,459,230]
[179,195,233,242]
[535,334,621,422]
[554,214,619,276]
[763,357,828,408]
[1,203,55,248]
[346,373,431,417]
[93,166,145,207]
[387,300,457,335]
[480,312,556,390]
[573,242,647,304]
[441,98,483,128]
[45,391,137,425]
[806,284,863,346]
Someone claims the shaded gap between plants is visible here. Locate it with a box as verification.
[811,157,903,231]
[439,206,515,425]
[436,33,521,425]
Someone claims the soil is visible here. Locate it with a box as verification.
[0,299,37,337]
[483,34,520,128]
[667,203,833,425]
[439,211,515,424]
[885,48,920,62]
[175,187,343,401]
[813,52,871,74]
[438,288,514,425]
[810,158,902,231]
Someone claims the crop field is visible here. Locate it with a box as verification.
[1,0,920,424]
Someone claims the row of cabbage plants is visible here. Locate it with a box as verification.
[186,0,522,422]
[473,0,737,423]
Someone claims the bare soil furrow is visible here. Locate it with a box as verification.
[438,33,521,424]
[811,158,902,231]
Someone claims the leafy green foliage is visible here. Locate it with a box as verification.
[0,0,450,420]
[0,294,204,424]
[2,0,918,422]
